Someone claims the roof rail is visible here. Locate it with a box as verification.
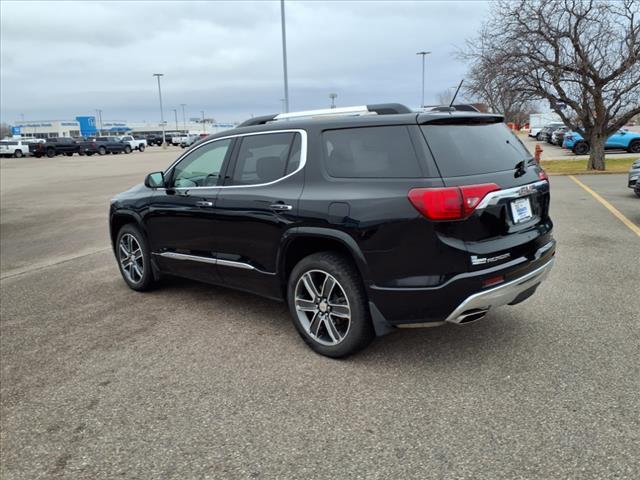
[237,114,278,127]
[236,103,413,127]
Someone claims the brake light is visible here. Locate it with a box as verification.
[408,183,500,220]
[538,169,549,181]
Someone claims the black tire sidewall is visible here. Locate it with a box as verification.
[628,141,640,154]
[574,142,589,155]
[14,150,23,158]
[139,145,145,152]
[99,147,106,155]
[287,252,374,358]
[115,224,155,291]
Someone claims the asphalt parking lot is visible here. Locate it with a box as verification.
[1,150,639,479]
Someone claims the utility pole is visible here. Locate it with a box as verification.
[280,0,290,113]
[180,103,186,132]
[416,51,431,108]
[201,110,205,134]
[173,108,178,131]
[152,73,166,147]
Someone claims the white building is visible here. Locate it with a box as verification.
[13,120,81,139]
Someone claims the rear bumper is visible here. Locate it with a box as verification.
[444,257,553,324]
[368,239,555,327]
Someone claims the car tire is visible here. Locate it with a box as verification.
[115,224,156,292]
[46,148,56,158]
[536,132,543,141]
[98,146,107,155]
[573,141,590,155]
[124,145,132,154]
[139,145,145,152]
[65,152,73,156]
[627,140,640,154]
[287,252,374,358]
[13,149,23,158]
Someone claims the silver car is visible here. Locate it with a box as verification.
[629,158,640,197]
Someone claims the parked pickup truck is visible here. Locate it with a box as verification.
[80,137,128,156]
[29,137,80,158]
[118,135,147,152]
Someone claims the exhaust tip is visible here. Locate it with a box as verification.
[455,308,489,324]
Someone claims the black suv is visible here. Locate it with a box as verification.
[110,104,555,357]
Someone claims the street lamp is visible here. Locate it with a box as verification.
[152,73,166,147]
[329,93,337,109]
[180,104,186,132]
[172,108,178,131]
[280,0,289,113]
[95,109,103,135]
[416,51,431,108]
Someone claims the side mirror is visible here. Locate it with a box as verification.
[145,171,165,188]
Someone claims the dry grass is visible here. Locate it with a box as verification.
[541,157,637,175]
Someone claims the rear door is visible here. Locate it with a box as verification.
[419,117,552,270]
[212,130,305,299]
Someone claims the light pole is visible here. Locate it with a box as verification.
[152,73,166,147]
[201,110,205,134]
[280,98,286,113]
[329,93,337,109]
[280,0,289,113]
[180,104,186,132]
[173,108,178,131]
[416,51,431,108]
[95,109,103,135]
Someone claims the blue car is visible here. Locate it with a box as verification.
[563,129,640,155]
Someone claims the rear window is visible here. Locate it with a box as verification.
[323,126,422,178]
[420,122,532,177]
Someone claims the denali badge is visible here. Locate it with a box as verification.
[471,253,511,265]
[518,184,537,196]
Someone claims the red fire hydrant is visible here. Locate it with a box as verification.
[534,144,543,164]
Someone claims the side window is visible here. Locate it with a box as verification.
[228,133,295,186]
[323,126,422,178]
[172,138,232,188]
[285,134,302,175]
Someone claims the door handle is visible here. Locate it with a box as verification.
[195,200,214,207]
[270,203,293,211]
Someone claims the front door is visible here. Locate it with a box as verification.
[144,137,234,284]
[214,131,305,299]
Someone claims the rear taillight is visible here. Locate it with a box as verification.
[538,170,549,182]
[408,183,500,220]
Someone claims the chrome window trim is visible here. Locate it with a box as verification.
[476,179,548,210]
[161,129,307,191]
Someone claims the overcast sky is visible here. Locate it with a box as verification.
[0,0,490,124]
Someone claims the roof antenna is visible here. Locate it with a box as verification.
[448,79,464,111]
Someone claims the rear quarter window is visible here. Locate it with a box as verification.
[323,126,422,178]
[420,122,532,177]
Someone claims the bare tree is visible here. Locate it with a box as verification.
[460,42,538,126]
[0,123,11,139]
[465,0,640,169]
[437,89,454,106]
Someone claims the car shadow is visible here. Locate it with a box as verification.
[150,276,529,367]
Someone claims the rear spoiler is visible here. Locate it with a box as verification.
[418,113,504,125]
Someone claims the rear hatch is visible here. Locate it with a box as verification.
[417,114,553,271]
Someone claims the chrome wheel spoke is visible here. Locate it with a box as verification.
[133,249,143,261]
[119,243,130,257]
[329,304,350,318]
[321,276,336,299]
[132,263,143,280]
[295,298,316,312]
[308,312,322,337]
[301,273,321,299]
[323,317,341,343]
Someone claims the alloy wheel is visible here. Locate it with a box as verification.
[294,269,351,346]
[118,233,144,284]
